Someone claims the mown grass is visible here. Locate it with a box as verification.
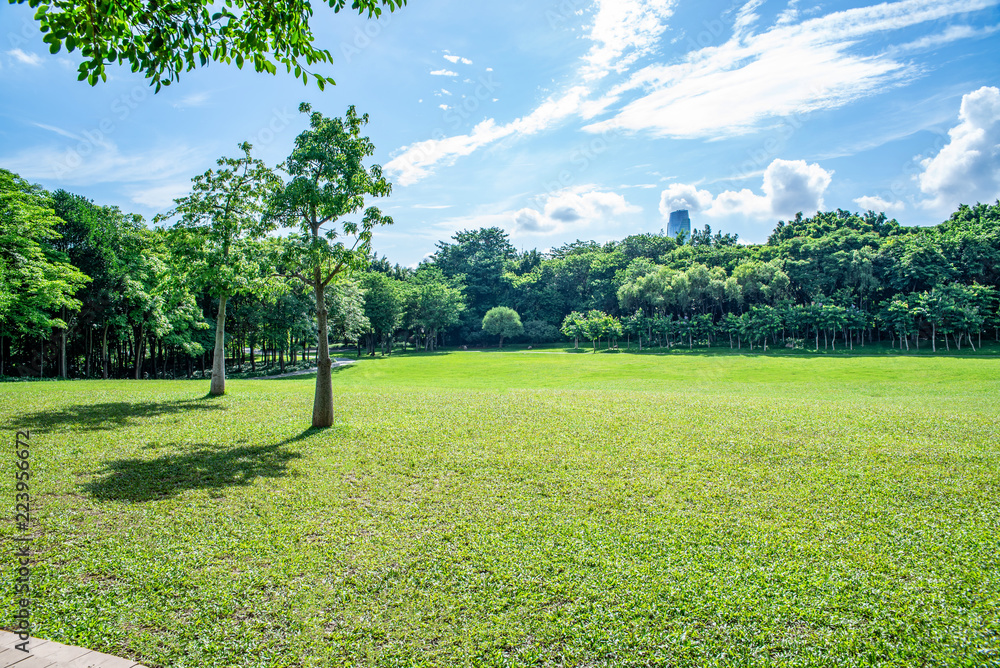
[1,352,999,667]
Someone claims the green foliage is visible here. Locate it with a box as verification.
[404,267,465,350]
[481,305,522,347]
[18,0,407,90]
[159,142,282,299]
[269,104,393,287]
[0,170,90,338]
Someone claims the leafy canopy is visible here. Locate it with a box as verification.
[158,142,282,298]
[16,0,407,90]
[268,103,393,288]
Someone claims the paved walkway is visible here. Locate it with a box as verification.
[250,357,356,379]
[0,632,147,668]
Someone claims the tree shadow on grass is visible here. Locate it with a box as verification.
[3,397,227,435]
[80,428,321,502]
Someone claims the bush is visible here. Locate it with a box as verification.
[522,320,560,343]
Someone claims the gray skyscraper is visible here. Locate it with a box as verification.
[667,209,691,238]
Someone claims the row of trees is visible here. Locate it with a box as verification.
[2,103,396,427]
[4,154,1000,401]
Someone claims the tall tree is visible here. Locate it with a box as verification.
[0,170,89,376]
[268,104,393,427]
[159,142,281,395]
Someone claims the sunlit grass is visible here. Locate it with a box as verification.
[1,352,998,667]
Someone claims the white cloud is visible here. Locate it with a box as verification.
[386,0,675,185]
[585,0,998,139]
[0,140,204,187]
[889,23,1000,54]
[439,104,450,111]
[6,49,41,66]
[386,87,590,186]
[659,183,713,216]
[761,159,832,215]
[172,92,210,109]
[512,186,641,234]
[580,0,677,80]
[854,195,905,213]
[32,122,82,141]
[443,55,473,65]
[412,204,452,209]
[917,86,1000,210]
[430,69,459,77]
[661,159,833,222]
[129,182,192,209]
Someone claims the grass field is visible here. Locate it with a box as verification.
[2,351,999,667]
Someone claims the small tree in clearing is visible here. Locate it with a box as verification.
[482,306,522,348]
[561,311,585,349]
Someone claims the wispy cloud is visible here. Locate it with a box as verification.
[6,49,42,66]
[0,140,204,187]
[172,92,211,109]
[443,54,473,65]
[386,87,590,186]
[31,122,82,141]
[388,0,996,188]
[579,0,677,80]
[387,0,675,185]
[430,69,459,77]
[585,0,998,139]
[129,182,192,209]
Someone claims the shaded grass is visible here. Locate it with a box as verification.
[1,353,998,667]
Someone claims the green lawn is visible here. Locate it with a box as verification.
[2,352,999,667]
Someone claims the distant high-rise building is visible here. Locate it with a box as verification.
[667,209,691,238]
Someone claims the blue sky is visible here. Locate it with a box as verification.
[1,0,998,265]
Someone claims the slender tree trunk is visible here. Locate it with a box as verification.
[210,295,229,395]
[60,329,67,378]
[313,278,334,428]
[133,326,145,380]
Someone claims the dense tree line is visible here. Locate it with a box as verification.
[3,157,998,383]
